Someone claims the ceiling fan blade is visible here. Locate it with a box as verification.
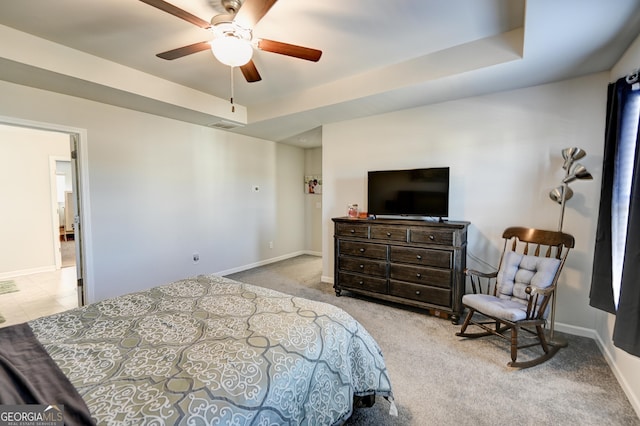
[157,41,211,60]
[234,0,277,29]
[139,0,211,29]
[240,60,262,82]
[257,39,322,62]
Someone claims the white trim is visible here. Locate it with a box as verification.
[592,330,640,418]
[216,251,309,276]
[0,265,56,280]
[553,321,598,339]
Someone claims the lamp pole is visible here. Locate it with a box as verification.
[557,182,569,233]
[548,148,592,346]
[549,180,569,345]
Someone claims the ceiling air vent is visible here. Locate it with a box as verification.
[209,120,244,130]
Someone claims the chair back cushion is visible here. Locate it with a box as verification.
[496,251,561,308]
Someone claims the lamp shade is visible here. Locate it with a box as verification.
[211,36,253,67]
[563,163,593,184]
[549,186,573,204]
[561,147,587,170]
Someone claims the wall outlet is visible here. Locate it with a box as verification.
[193,252,200,263]
[269,241,274,249]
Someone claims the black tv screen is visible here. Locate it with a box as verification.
[367,167,449,218]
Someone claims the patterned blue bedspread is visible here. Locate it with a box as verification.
[30,275,394,425]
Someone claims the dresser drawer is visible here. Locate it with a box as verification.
[389,280,451,306]
[370,226,408,242]
[336,222,369,238]
[339,240,387,260]
[338,256,387,278]
[390,246,452,268]
[409,228,454,246]
[338,272,387,294]
[389,264,451,288]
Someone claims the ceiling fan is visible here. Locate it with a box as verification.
[139,0,322,83]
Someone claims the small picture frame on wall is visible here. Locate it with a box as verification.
[305,175,322,194]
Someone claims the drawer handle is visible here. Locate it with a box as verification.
[359,264,365,269]
[429,235,435,241]
[416,255,422,260]
[415,290,421,295]
[416,273,422,278]
[386,232,392,237]
[359,248,365,252]
[350,229,356,233]
[359,281,364,285]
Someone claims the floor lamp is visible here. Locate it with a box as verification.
[548,147,593,345]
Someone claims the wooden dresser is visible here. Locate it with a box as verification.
[332,217,469,323]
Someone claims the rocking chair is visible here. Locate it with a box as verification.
[456,227,574,368]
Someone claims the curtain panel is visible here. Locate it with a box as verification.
[590,76,640,357]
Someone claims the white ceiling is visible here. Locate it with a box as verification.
[1,0,640,148]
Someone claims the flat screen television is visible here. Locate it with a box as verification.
[367,167,450,219]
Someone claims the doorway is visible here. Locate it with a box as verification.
[55,160,76,269]
[0,119,89,326]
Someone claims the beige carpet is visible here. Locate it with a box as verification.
[227,255,639,426]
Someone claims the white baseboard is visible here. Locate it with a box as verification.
[590,329,640,418]
[217,251,320,277]
[0,265,57,280]
[554,321,598,339]
[544,321,640,418]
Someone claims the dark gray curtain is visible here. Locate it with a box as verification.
[590,76,640,357]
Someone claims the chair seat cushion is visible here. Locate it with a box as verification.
[462,293,529,322]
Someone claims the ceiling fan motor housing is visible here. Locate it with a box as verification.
[210,19,253,42]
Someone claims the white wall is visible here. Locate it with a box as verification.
[0,125,69,277]
[321,70,640,414]
[304,147,323,254]
[0,80,306,303]
[323,72,607,329]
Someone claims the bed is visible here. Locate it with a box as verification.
[1,274,395,425]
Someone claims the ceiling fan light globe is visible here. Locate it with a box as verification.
[211,36,253,67]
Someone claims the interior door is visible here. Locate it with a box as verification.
[69,134,86,306]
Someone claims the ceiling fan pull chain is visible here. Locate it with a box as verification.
[230,66,235,113]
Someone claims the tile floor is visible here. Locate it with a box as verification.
[0,267,78,328]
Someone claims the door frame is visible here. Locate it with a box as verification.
[0,115,93,305]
